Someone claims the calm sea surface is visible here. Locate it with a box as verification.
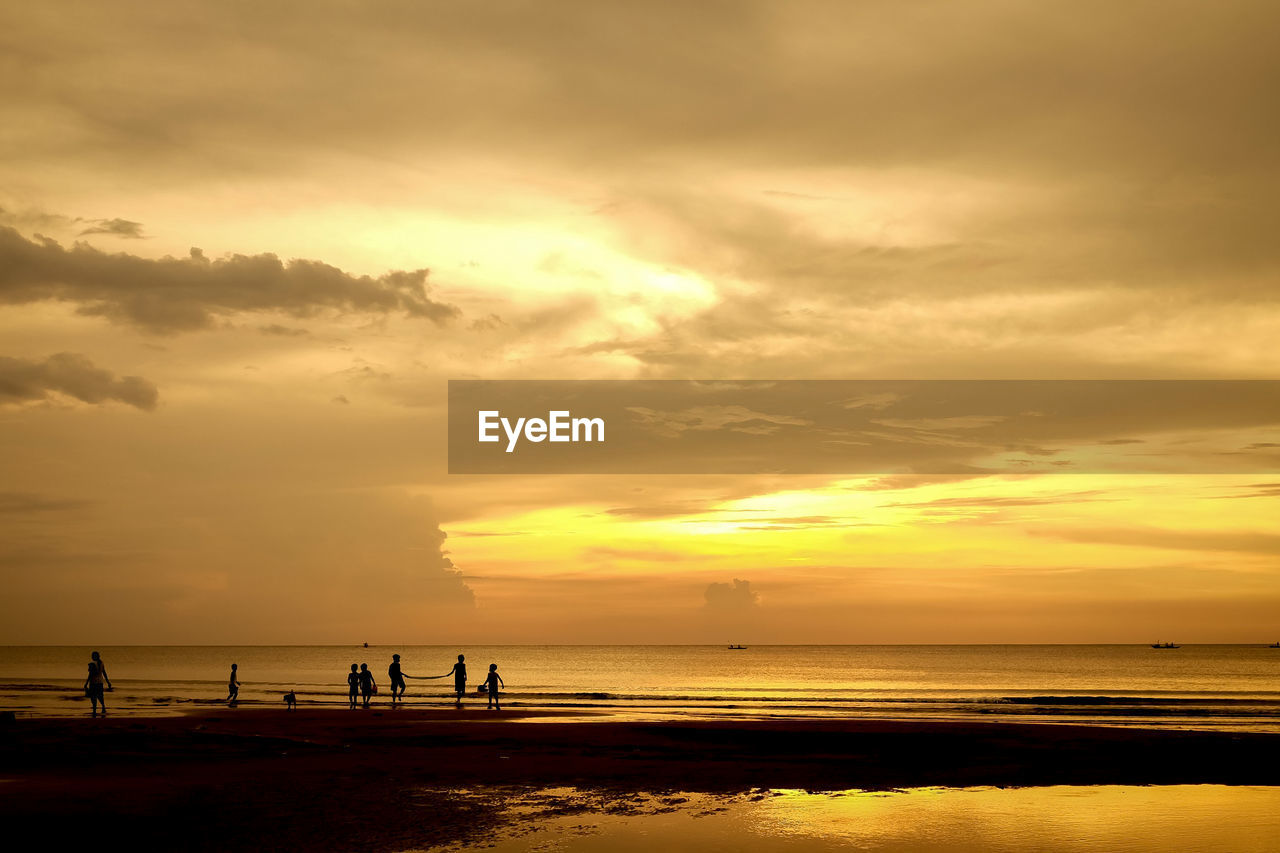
[2,644,1278,729]
[441,785,1280,853]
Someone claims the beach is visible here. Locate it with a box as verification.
[3,709,1279,851]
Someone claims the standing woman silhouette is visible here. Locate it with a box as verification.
[90,651,112,692]
[84,662,106,716]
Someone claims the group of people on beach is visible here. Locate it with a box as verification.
[338,654,504,710]
[83,650,505,715]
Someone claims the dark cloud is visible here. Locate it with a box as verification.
[259,324,309,337]
[704,578,760,611]
[0,492,93,514]
[0,227,459,333]
[78,218,145,239]
[1220,482,1280,499]
[0,352,158,410]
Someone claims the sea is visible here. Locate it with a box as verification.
[3,644,1279,730]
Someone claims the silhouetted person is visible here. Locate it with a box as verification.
[90,651,112,692]
[347,664,360,710]
[227,663,240,704]
[388,654,407,704]
[445,654,467,706]
[358,663,375,709]
[485,664,504,710]
[84,662,106,715]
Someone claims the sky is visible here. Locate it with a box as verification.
[1,0,1278,644]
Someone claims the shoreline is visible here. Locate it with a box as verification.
[2,710,1278,850]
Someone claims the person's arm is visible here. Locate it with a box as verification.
[101,663,112,689]
[497,674,504,689]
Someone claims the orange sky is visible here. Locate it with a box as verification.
[1,1,1278,643]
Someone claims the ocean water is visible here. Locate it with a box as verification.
[2,644,1279,729]
[435,785,1280,853]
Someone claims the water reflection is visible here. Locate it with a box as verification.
[442,785,1280,852]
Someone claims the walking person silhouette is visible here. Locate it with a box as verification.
[358,663,375,709]
[84,662,106,716]
[388,654,407,705]
[347,663,359,710]
[484,664,504,710]
[89,651,112,693]
[447,654,466,706]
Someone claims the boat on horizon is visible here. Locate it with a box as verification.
[1269,642,1280,648]
[728,644,748,650]
[1151,642,1180,649]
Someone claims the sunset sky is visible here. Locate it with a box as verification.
[2,1,1278,644]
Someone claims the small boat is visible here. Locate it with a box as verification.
[1269,642,1280,648]
[1151,642,1180,649]
[728,644,748,650]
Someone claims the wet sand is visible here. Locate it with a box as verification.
[1,709,1278,851]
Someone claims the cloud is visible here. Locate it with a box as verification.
[427,527,475,606]
[0,227,460,333]
[0,492,93,514]
[0,353,158,410]
[0,207,144,239]
[259,324,310,337]
[605,501,720,520]
[887,490,1109,510]
[704,578,760,611]
[77,218,145,239]
[582,546,699,563]
[627,405,812,438]
[1220,482,1280,499]
[1036,526,1280,556]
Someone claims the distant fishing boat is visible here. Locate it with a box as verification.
[1269,642,1280,648]
[1151,642,1180,649]
[728,644,748,650]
